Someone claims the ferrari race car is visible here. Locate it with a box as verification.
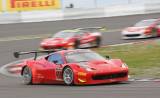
[14,49,128,85]
[40,27,105,49]
[121,18,160,39]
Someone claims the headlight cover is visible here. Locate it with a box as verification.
[121,63,128,68]
[79,64,93,71]
[62,39,68,43]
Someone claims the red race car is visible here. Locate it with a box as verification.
[40,27,104,49]
[121,18,160,39]
[14,49,128,85]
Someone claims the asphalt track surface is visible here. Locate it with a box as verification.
[0,13,160,98]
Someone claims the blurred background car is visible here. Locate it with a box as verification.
[40,27,106,49]
[121,18,160,39]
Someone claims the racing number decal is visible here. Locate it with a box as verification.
[55,68,63,80]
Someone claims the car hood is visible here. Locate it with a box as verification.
[78,60,123,72]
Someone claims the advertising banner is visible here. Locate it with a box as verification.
[7,0,61,11]
[0,0,2,12]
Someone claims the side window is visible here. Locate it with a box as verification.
[77,31,85,36]
[48,53,64,64]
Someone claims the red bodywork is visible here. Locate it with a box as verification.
[18,49,128,85]
[40,31,101,49]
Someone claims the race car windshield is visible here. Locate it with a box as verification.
[65,51,106,63]
[134,19,157,27]
[53,32,76,38]
[80,29,100,32]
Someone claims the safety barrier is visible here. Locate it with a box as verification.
[0,12,20,24]
[145,2,160,13]
[62,8,105,20]
[0,2,160,24]
[21,10,63,22]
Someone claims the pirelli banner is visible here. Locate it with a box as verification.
[0,0,2,12]
[7,0,61,11]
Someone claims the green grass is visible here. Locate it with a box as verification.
[93,40,160,78]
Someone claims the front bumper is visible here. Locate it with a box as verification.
[74,70,128,85]
[121,31,152,39]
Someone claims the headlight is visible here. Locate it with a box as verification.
[121,63,128,68]
[62,40,68,44]
[85,67,93,71]
[79,65,93,71]
[67,42,74,46]
[41,42,46,45]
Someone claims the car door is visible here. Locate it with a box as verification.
[36,57,57,83]
[155,22,160,36]
[47,53,64,81]
[79,31,95,44]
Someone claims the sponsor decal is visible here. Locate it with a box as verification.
[0,0,2,12]
[7,0,61,11]
[78,72,87,76]
[56,68,63,80]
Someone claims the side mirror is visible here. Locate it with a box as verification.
[105,56,110,59]
[14,52,20,58]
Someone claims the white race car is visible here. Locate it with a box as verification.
[121,19,160,39]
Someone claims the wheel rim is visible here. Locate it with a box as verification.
[63,68,73,85]
[22,67,32,84]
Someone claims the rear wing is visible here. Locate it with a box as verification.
[13,49,62,60]
[75,26,107,32]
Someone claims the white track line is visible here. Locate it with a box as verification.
[102,38,160,47]
[0,34,51,42]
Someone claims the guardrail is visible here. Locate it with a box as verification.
[0,12,20,24]
[144,2,160,13]
[0,2,160,24]
[21,10,63,22]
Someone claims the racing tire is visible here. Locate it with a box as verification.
[94,37,101,48]
[22,66,32,85]
[63,67,74,85]
[151,28,158,38]
[74,40,80,49]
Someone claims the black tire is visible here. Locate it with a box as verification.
[94,37,101,48]
[74,40,80,49]
[151,28,158,37]
[63,67,74,85]
[22,66,32,85]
